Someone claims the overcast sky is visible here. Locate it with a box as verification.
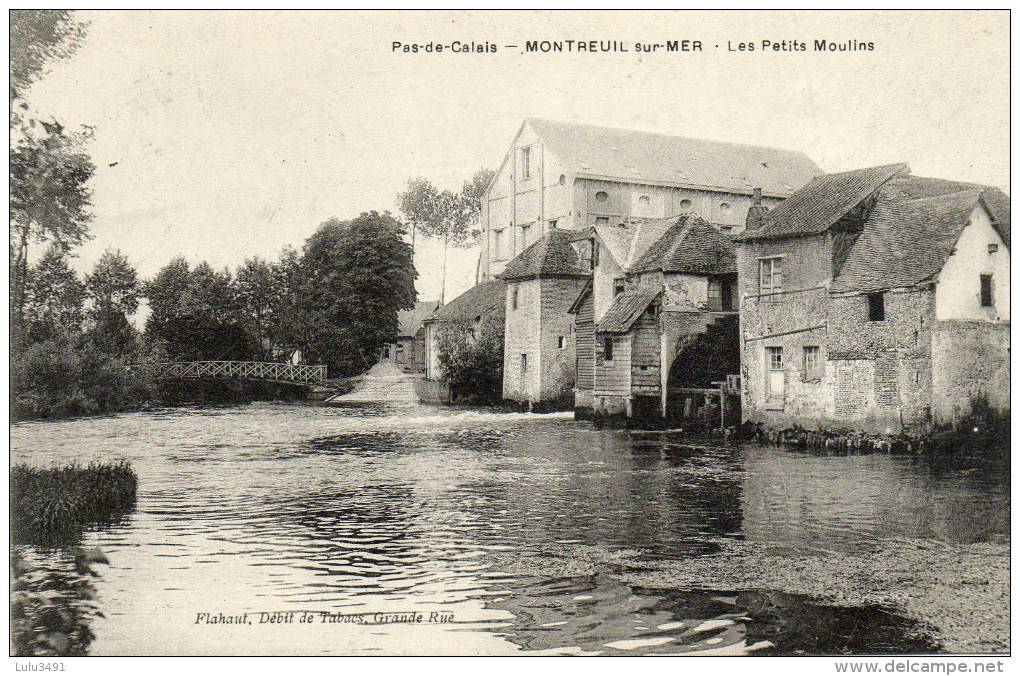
[27,10,1009,304]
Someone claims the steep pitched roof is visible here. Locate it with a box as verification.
[632,214,736,275]
[429,279,507,322]
[500,229,590,280]
[830,190,985,294]
[397,300,441,337]
[734,163,908,241]
[879,175,1010,247]
[526,118,822,198]
[593,225,636,267]
[597,286,661,334]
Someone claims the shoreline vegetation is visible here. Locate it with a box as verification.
[11,460,139,656]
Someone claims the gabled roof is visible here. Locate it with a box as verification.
[631,214,736,275]
[879,175,1010,248]
[596,286,661,334]
[429,279,507,322]
[500,229,590,281]
[592,225,636,268]
[830,190,985,294]
[397,300,441,337]
[734,163,909,242]
[525,118,822,198]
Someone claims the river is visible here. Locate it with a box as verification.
[10,400,1009,656]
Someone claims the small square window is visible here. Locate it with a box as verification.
[595,216,610,226]
[549,219,558,229]
[988,243,999,254]
[868,293,885,321]
[980,274,994,307]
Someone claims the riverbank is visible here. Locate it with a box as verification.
[489,537,1009,654]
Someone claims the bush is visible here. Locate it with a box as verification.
[435,306,504,404]
[10,333,159,420]
[10,461,138,546]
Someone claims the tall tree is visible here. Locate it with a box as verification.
[397,170,492,303]
[235,256,279,360]
[10,11,93,336]
[301,212,416,376]
[85,248,141,355]
[22,244,86,343]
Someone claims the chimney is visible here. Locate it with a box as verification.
[745,187,768,231]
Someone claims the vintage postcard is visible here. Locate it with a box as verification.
[9,9,1010,669]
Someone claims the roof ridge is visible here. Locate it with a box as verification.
[888,188,985,203]
[525,117,816,157]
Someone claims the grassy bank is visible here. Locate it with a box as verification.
[11,461,138,546]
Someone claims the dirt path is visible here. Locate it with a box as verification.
[327,361,420,403]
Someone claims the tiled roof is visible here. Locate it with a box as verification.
[631,214,736,275]
[593,225,636,267]
[397,300,441,337]
[734,164,908,241]
[596,286,661,334]
[500,229,590,280]
[430,279,507,322]
[880,175,1010,248]
[526,118,822,197]
[830,190,984,294]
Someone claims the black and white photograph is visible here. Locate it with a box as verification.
[8,9,1010,668]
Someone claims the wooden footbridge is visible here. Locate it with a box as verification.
[137,361,328,385]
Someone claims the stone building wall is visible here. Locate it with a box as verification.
[502,279,542,402]
[538,277,589,403]
[931,320,1010,425]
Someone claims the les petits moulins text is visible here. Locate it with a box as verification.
[391,38,875,55]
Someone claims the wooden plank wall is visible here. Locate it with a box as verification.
[575,293,595,390]
[630,312,661,392]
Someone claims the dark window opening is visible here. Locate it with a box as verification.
[595,216,610,226]
[867,293,885,321]
[603,335,614,361]
[557,336,565,349]
[512,288,519,310]
[549,219,558,229]
[980,274,994,307]
[520,353,527,372]
[614,278,625,296]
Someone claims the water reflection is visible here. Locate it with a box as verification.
[9,402,1007,655]
[492,574,939,655]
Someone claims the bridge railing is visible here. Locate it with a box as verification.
[135,361,328,384]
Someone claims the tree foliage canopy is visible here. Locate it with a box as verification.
[301,212,417,377]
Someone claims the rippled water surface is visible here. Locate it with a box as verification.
[11,401,1007,655]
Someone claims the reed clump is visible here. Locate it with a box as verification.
[11,460,138,545]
